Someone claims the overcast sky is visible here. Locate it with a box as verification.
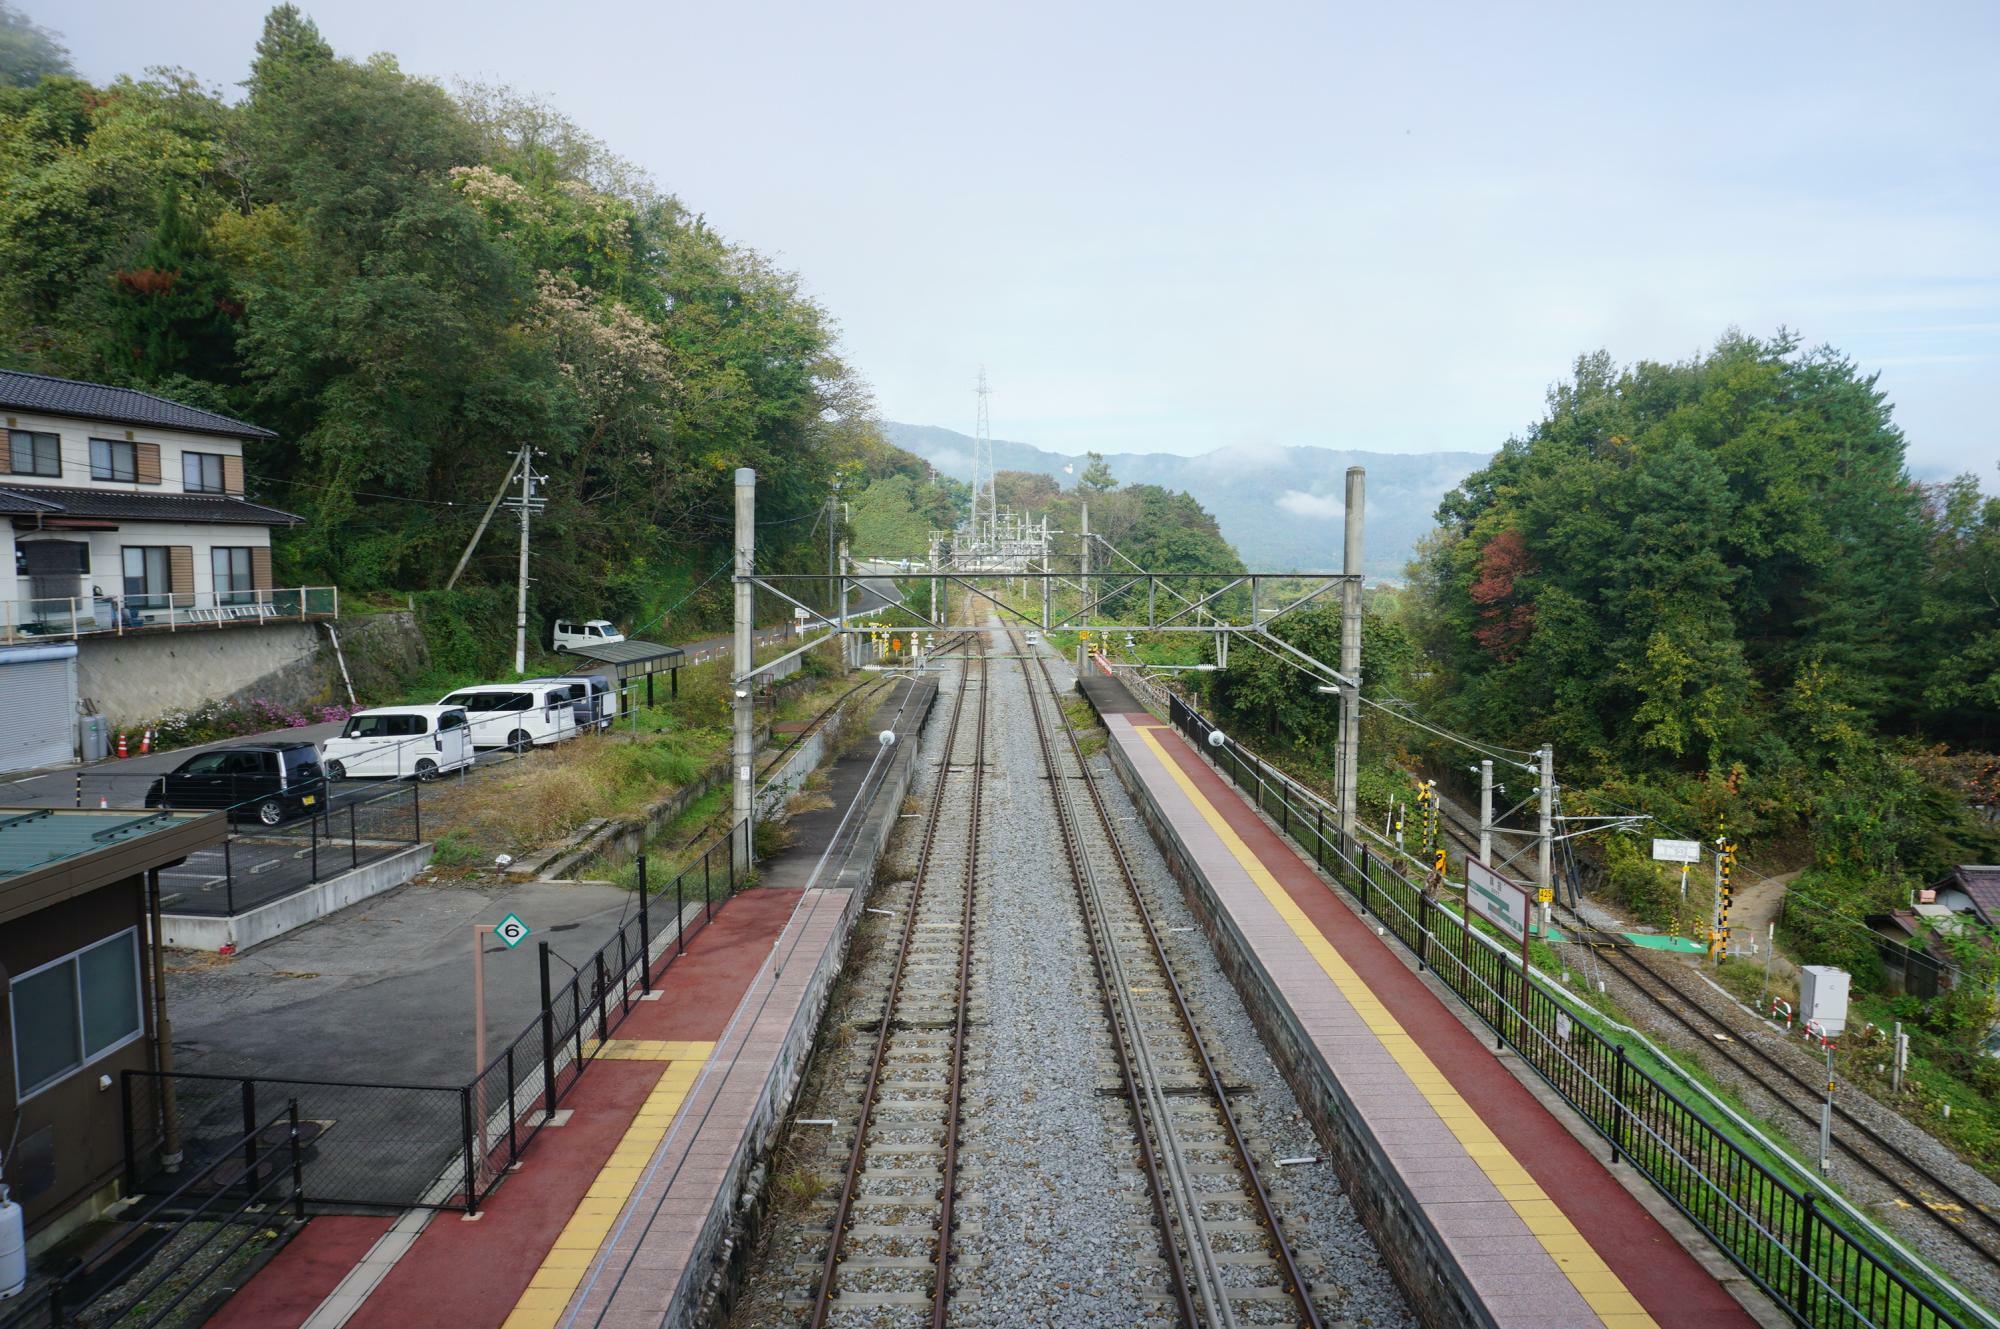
[47,0,2000,477]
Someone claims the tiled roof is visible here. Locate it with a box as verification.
[0,485,300,526]
[0,488,62,516]
[1951,865,2000,926]
[0,369,276,441]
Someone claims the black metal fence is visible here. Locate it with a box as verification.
[123,821,753,1218]
[1161,692,1972,1329]
[165,783,423,917]
[3,1104,306,1329]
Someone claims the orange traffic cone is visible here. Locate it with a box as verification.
[116,732,128,759]
[139,729,151,755]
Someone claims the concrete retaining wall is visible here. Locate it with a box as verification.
[1098,716,1491,1329]
[78,611,428,726]
[158,843,435,952]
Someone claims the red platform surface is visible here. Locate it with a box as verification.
[218,888,806,1329]
[1137,718,1752,1328]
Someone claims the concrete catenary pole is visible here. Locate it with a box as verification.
[1479,758,1494,865]
[1337,467,1365,844]
[733,468,756,855]
[1080,501,1091,623]
[513,444,533,675]
[1537,745,1555,936]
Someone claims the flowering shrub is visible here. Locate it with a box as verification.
[140,698,355,752]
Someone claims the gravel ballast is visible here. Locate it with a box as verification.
[723,630,1411,1328]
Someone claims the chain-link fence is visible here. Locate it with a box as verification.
[1161,692,1973,1329]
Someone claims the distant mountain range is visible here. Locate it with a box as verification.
[882,422,1491,577]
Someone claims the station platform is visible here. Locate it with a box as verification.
[210,679,934,1329]
[1093,698,1761,1329]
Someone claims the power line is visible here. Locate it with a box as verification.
[625,557,734,640]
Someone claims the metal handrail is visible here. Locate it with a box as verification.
[1161,692,1973,1329]
[0,586,339,643]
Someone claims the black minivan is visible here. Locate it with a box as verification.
[145,742,328,826]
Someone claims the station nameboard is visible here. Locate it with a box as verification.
[1466,859,1528,943]
[1651,838,1702,864]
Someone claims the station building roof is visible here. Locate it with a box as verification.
[0,807,224,925]
[570,638,686,678]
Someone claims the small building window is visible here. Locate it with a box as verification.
[183,451,226,493]
[10,930,143,1101]
[90,439,137,482]
[123,546,171,609]
[8,430,60,478]
[212,546,254,605]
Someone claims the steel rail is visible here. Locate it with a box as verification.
[1423,788,2000,1269]
[931,639,984,1325]
[1023,638,1325,1328]
[1016,637,1201,1328]
[807,638,985,1329]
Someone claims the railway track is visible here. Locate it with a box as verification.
[807,639,986,1328]
[1572,927,2000,1270]
[1018,636,1327,1328]
[1420,783,2000,1272]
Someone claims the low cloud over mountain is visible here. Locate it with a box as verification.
[883,423,1489,577]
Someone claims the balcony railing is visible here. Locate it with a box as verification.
[0,586,340,643]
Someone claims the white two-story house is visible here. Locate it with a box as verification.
[0,371,335,771]
[0,370,308,632]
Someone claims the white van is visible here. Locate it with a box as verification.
[552,619,624,652]
[438,684,581,751]
[322,706,474,781]
[521,672,619,731]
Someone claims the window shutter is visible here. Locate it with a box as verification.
[0,438,12,475]
[251,546,273,594]
[135,443,161,484]
[222,455,244,496]
[168,546,194,604]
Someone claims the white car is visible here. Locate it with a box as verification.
[438,684,584,751]
[552,619,625,652]
[322,706,474,782]
[520,672,619,731]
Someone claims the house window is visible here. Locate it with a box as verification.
[90,439,137,482]
[123,546,171,609]
[212,546,254,605]
[17,540,88,576]
[10,930,143,1102]
[183,451,226,493]
[8,430,60,478]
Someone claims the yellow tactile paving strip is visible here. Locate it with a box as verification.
[499,1041,716,1329]
[1133,726,1658,1329]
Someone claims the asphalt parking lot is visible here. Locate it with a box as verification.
[169,877,637,1085]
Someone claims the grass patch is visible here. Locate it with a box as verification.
[428,831,478,868]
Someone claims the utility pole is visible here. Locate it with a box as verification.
[1479,758,1494,864]
[506,444,541,675]
[1337,467,1365,845]
[447,449,522,591]
[1536,745,1554,937]
[733,468,756,854]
